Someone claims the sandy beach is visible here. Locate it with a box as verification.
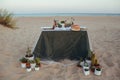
[0,16,120,80]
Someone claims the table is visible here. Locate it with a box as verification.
[33,30,90,61]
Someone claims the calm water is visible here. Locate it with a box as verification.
[14,13,120,17]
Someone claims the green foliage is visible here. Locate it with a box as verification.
[29,60,35,63]
[35,57,40,64]
[60,21,65,23]
[26,47,33,57]
[19,57,27,63]
[0,9,16,29]
[96,68,101,71]
[57,23,62,28]
[88,50,93,59]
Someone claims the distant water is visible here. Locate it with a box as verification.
[14,13,120,17]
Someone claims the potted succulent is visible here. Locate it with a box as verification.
[19,57,27,68]
[83,68,90,76]
[57,23,62,28]
[25,47,34,60]
[60,21,65,29]
[26,60,31,72]
[94,67,102,76]
[83,61,89,69]
[61,21,65,24]
[35,57,41,67]
[35,64,40,71]
[30,60,36,69]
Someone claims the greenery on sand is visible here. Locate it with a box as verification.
[0,9,16,29]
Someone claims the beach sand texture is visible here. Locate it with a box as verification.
[0,16,120,80]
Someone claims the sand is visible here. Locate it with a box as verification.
[0,16,120,80]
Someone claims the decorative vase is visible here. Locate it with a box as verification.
[21,63,26,68]
[83,69,90,76]
[94,68,102,76]
[83,62,89,69]
[61,23,66,30]
[30,63,36,69]
[35,67,40,71]
[26,67,31,72]
[61,23,65,28]
[26,56,34,60]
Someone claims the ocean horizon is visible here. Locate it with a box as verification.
[14,13,120,17]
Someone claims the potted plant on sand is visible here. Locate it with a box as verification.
[26,60,31,72]
[19,57,27,68]
[35,57,41,67]
[25,47,34,60]
[83,61,89,69]
[83,68,90,76]
[35,64,40,71]
[60,21,66,30]
[94,67,102,76]
[83,61,90,76]
[30,60,36,69]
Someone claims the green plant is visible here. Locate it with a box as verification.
[57,23,62,28]
[0,9,16,29]
[84,69,89,71]
[61,21,65,24]
[87,50,93,59]
[29,60,35,63]
[35,57,40,64]
[19,57,27,63]
[25,47,33,57]
[96,68,101,71]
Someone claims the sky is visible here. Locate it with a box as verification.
[0,0,120,13]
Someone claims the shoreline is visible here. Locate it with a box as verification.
[14,13,120,17]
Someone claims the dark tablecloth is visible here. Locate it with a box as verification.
[33,31,90,61]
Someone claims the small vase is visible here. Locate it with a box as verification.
[30,63,36,69]
[26,68,31,72]
[94,68,102,76]
[35,67,40,71]
[25,55,34,60]
[61,23,65,28]
[21,63,26,68]
[83,69,90,76]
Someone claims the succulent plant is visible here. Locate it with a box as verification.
[19,57,27,63]
[61,21,65,24]
[96,67,101,71]
[25,47,33,57]
[29,60,35,63]
[35,57,40,64]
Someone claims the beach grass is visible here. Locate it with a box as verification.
[0,9,16,29]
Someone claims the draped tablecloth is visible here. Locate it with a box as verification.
[33,30,90,61]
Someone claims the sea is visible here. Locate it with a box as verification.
[14,13,120,17]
